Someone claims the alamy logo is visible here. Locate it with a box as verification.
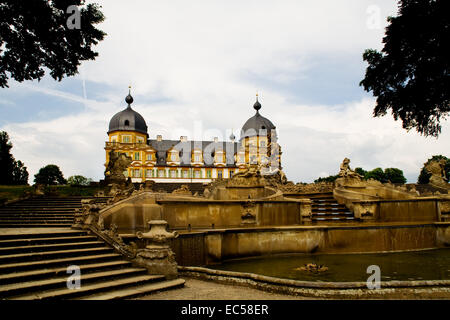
[366,5,381,30]
[67,265,81,289]
[66,5,81,30]
[366,265,381,289]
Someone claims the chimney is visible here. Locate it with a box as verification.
[157,135,162,141]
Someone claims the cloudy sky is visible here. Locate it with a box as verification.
[1,0,449,184]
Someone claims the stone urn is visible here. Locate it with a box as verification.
[133,220,179,279]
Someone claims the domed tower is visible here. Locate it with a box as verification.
[105,88,151,181]
[239,94,281,171]
[107,89,148,142]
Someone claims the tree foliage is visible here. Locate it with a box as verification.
[314,166,407,184]
[34,164,66,185]
[0,0,106,88]
[417,155,450,184]
[67,175,92,186]
[314,174,339,183]
[360,0,450,137]
[0,131,29,185]
[383,168,407,184]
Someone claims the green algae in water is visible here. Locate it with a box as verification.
[209,249,450,282]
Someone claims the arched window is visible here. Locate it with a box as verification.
[124,120,130,126]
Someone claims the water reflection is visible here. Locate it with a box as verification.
[210,249,450,282]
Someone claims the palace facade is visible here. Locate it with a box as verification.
[105,91,282,183]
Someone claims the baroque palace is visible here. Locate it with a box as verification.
[105,90,282,183]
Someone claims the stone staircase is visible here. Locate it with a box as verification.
[0,196,185,300]
[309,192,356,223]
[0,196,109,227]
[152,182,206,194]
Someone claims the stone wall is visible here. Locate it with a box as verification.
[169,223,449,266]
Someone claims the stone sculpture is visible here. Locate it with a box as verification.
[425,159,448,188]
[172,184,192,195]
[335,158,364,187]
[134,220,179,279]
[104,151,132,185]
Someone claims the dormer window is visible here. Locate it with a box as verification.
[124,120,130,126]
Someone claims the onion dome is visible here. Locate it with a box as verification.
[240,94,276,139]
[108,88,148,136]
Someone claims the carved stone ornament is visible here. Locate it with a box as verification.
[133,220,179,279]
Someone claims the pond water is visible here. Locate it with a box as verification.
[209,248,450,282]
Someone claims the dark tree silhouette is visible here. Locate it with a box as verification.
[0,131,29,185]
[360,0,450,137]
[0,0,106,88]
[12,160,29,185]
[34,164,66,185]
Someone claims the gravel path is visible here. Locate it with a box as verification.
[137,278,308,300]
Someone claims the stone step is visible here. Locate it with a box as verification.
[0,246,113,264]
[0,216,74,220]
[0,253,122,273]
[312,217,355,221]
[80,278,186,300]
[0,231,88,241]
[0,223,73,228]
[9,274,166,300]
[312,211,353,216]
[0,268,148,298]
[0,260,132,285]
[0,235,97,247]
[0,241,106,255]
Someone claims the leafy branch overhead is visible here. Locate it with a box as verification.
[360,0,449,137]
[0,0,106,88]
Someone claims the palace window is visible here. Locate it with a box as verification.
[170,170,177,178]
[171,153,177,162]
[194,171,201,178]
[133,169,141,177]
[122,136,131,143]
[134,152,140,160]
[194,154,200,162]
[183,170,188,178]
[146,154,153,161]
[158,169,165,177]
[217,171,223,179]
[146,169,153,177]
[124,120,130,126]
[206,170,211,178]
[229,170,234,177]
[137,137,144,144]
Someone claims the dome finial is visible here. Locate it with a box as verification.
[125,86,134,107]
[229,129,236,141]
[253,92,261,111]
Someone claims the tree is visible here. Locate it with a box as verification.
[67,175,92,186]
[34,165,66,185]
[314,174,339,183]
[418,155,450,184]
[365,168,387,183]
[12,160,29,185]
[0,131,29,185]
[360,0,450,137]
[384,168,407,184]
[354,167,367,178]
[0,131,15,184]
[0,0,106,88]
